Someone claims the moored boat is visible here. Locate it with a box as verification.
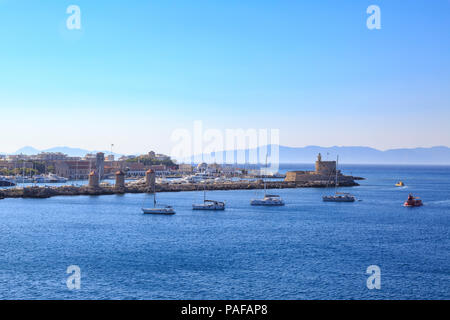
[192,181,226,210]
[323,192,356,202]
[142,206,175,215]
[0,178,16,187]
[142,179,175,215]
[193,200,225,210]
[250,155,285,207]
[323,155,356,202]
[251,194,285,206]
[34,173,68,183]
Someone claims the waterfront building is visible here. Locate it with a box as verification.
[155,154,170,161]
[206,163,221,174]
[314,153,336,175]
[34,152,68,161]
[118,155,136,161]
[55,160,92,179]
[126,165,168,177]
[83,153,97,160]
[221,166,244,176]
[196,162,208,172]
[285,154,354,184]
[0,161,15,170]
[178,164,193,173]
[104,161,125,174]
[6,154,30,161]
[0,160,34,170]
[126,170,147,177]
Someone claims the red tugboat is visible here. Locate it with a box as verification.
[404,194,423,207]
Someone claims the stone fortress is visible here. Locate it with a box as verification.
[284,153,356,185]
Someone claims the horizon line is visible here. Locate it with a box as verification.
[3,144,450,156]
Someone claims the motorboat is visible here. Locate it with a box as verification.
[13,176,34,184]
[395,181,405,187]
[183,173,213,183]
[34,173,68,183]
[404,194,423,207]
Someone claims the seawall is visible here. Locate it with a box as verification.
[0,179,361,200]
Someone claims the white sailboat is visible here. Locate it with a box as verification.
[142,187,175,215]
[250,155,285,206]
[322,155,355,202]
[192,184,225,210]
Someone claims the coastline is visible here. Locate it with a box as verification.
[0,178,362,199]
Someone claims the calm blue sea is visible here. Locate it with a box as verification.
[0,164,449,300]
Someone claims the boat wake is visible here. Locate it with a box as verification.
[426,199,450,206]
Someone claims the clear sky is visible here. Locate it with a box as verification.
[0,0,449,155]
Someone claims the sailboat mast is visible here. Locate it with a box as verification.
[264,154,268,196]
[335,155,339,194]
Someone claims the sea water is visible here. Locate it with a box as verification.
[0,165,449,299]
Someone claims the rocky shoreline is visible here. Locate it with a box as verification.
[0,178,362,200]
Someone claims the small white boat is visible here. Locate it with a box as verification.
[323,193,355,202]
[14,176,34,183]
[251,155,285,206]
[142,206,175,215]
[142,187,175,215]
[34,173,68,183]
[251,194,285,206]
[192,183,225,210]
[183,173,214,183]
[193,200,225,210]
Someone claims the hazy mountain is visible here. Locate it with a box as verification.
[178,145,450,165]
[14,146,41,155]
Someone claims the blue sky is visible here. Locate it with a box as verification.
[0,0,449,154]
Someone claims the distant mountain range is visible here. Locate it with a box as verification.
[177,145,450,165]
[3,145,450,164]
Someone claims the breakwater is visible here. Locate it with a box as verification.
[0,179,361,199]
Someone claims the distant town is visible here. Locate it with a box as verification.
[0,151,363,201]
[0,150,260,182]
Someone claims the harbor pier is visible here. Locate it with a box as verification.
[0,178,361,200]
